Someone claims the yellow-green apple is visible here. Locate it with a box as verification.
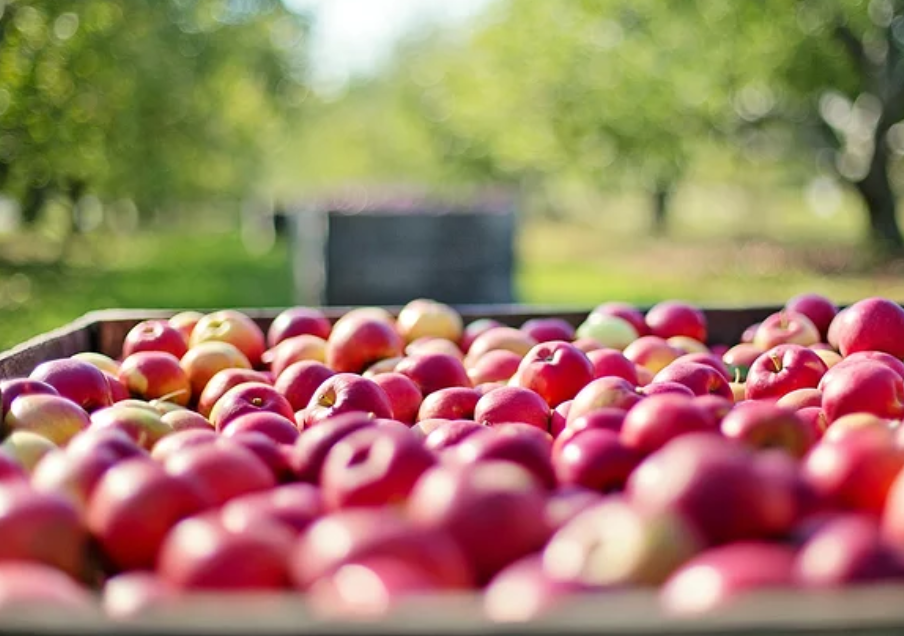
[71,352,120,376]
[722,343,765,382]
[645,301,707,343]
[326,316,404,374]
[180,341,252,398]
[90,404,173,451]
[5,394,90,445]
[395,352,471,397]
[575,315,638,351]
[290,507,473,590]
[1,379,59,422]
[473,386,551,431]
[320,426,436,509]
[405,337,464,360]
[660,542,796,616]
[786,293,838,341]
[157,512,293,590]
[274,360,335,413]
[585,348,638,384]
[423,420,490,452]
[417,387,480,422]
[208,382,295,431]
[196,368,271,418]
[266,306,332,348]
[450,426,555,489]
[396,299,463,345]
[753,310,821,350]
[621,394,717,456]
[302,374,393,427]
[87,458,206,571]
[160,409,213,432]
[802,425,904,514]
[652,362,733,400]
[0,562,94,611]
[542,496,703,588]
[168,311,205,343]
[122,320,188,359]
[672,352,730,380]
[460,318,503,354]
[744,344,828,402]
[0,483,87,580]
[118,351,191,407]
[623,336,683,374]
[821,360,904,423]
[667,336,710,355]
[590,301,650,337]
[465,327,538,365]
[222,412,299,445]
[567,377,643,425]
[520,317,576,343]
[0,431,57,472]
[371,372,422,425]
[720,401,816,458]
[466,349,522,385]
[553,429,640,492]
[511,341,593,408]
[287,413,376,483]
[796,513,904,586]
[776,388,823,412]
[189,309,266,368]
[29,358,113,412]
[831,297,904,358]
[553,408,626,460]
[102,572,175,620]
[407,460,551,584]
[263,335,327,378]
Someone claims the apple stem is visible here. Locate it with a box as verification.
[770,355,782,373]
[734,368,742,384]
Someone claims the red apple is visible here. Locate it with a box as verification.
[410,417,452,440]
[149,428,217,463]
[287,412,376,483]
[5,394,90,445]
[326,316,404,374]
[591,301,649,337]
[221,411,299,445]
[636,381,696,399]
[511,341,593,408]
[722,343,766,382]
[623,336,683,374]
[180,341,252,398]
[274,360,335,413]
[473,386,550,431]
[168,311,204,343]
[190,309,266,368]
[195,368,271,418]
[423,420,490,452]
[66,427,147,462]
[585,348,639,384]
[28,358,112,412]
[31,447,120,514]
[775,387,823,412]
[744,344,828,402]
[90,404,173,451]
[621,394,716,456]
[553,429,640,493]
[220,483,324,536]
[645,301,707,343]
[0,379,60,421]
[370,373,423,425]
[464,327,538,365]
[796,406,829,439]
[693,394,734,424]
[122,320,188,359]
[417,387,480,422]
[264,335,328,378]
[550,400,571,437]
[553,408,626,459]
[394,353,470,397]
[160,409,214,432]
[881,459,904,546]
[821,360,904,423]
[117,351,191,407]
[220,431,293,483]
[652,362,732,400]
[753,310,821,350]
[87,457,206,571]
[103,572,175,620]
[0,562,93,611]
[672,353,730,381]
[0,453,26,485]
[831,297,904,358]
[460,318,503,354]
[451,427,555,489]
[720,401,817,458]
[320,427,436,509]
[396,299,463,344]
[267,306,332,348]
[208,382,295,431]
[302,374,393,427]
[405,337,463,360]
[520,317,576,343]
[466,349,522,385]
[103,371,130,404]
[786,293,838,341]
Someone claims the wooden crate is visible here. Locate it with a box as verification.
[3,304,903,635]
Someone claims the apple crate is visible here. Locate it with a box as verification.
[3,303,904,636]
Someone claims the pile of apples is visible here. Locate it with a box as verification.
[3,294,904,622]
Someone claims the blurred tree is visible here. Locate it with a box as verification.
[0,0,308,231]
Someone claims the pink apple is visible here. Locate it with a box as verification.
[621,394,716,456]
[821,360,904,423]
[636,381,696,399]
[208,382,295,431]
[511,341,594,408]
[623,336,683,374]
[820,352,904,390]
[0,379,59,422]
[451,427,556,489]
[122,320,188,359]
[274,360,335,413]
[720,401,817,458]
[168,311,204,343]
[118,351,192,407]
[831,297,904,358]
[585,348,639,384]
[796,406,829,439]
[423,420,490,452]
[267,306,332,348]
[367,372,422,425]
[722,343,766,382]
[287,412,376,483]
[776,388,823,411]
[220,483,323,537]
[753,310,821,350]
[553,429,640,492]
[464,327,538,365]
[190,309,267,368]
[553,408,626,459]
[786,293,838,341]
[520,317,576,343]
[160,409,214,432]
[473,386,550,431]
[394,353,470,397]
[263,335,327,378]
[692,394,734,424]
[460,318,503,354]
[221,411,299,445]
[652,361,732,400]
[672,352,730,381]
[550,400,571,438]
[302,374,393,427]
[0,562,93,611]
[150,428,218,463]
[543,486,608,531]
[103,371,130,403]
[745,344,828,402]
[417,387,480,422]
[567,377,642,425]
[645,301,707,343]
[28,358,112,412]
[326,316,404,375]
[466,349,523,385]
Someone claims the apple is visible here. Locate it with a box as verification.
[267,306,332,348]
[1,431,57,472]
[460,318,503,354]
[693,394,734,424]
[741,321,761,344]
[636,381,696,399]
[67,427,147,461]
[409,418,451,439]
[567,377,643,425]
[369,372,423,425]
[28,358,112,412]
[660,542,796,616]
[5,394,90,445]
[423,420,490,452]
[0,452,26,485]
[753,310,821,350]
[168,310,204,343]
[395,353,471,396]
[361,357,404,378]
[465,327,538,365]
[744,344,828,402]
[722,343,766,382]
[407,460,551,584]
[302,374,393,427]
[220,483,324,536]
[880,457,904,546]
[623,336,684,374]
[543,486,607,531]
[574,314,639,351]
[290,507,473,590]
[667,337,710,356]
[149,428,218,463]
[180,341,252,398]
[157,512,293,590]
[287,412,376,483]
[396,299,463,344]
[163,440,276,507]
[332,307,395,332]
[824,413,893,444]
[620,394,716,456]
[417,387,480,422]
[590,301,649,337]
[0,562,93,612]
[326,316,405,375]
[520,317,576,343]
[160,409,213,432]
[820,352,904,390]
[103,572,175,620]
[473,386,550,431]
[796,406,829,439]
[543,496,703,588]
[189,309,266,367]
[221,412,299,445]
[103,371,130,404]
[274,360,335,413]
[775,388,823,412]
[785,293,838,340]
[475,381,507,395]
[404,337,464,360]
[263,335,328,378]
[117,351,192,407]
[553,408,626,460]
[0,379,60,422]
[122,320,188,359]
[511,341,594,408]
[571,338,605,354]
[71,352,120,376]
[208,382,295,432]
[553,429,640,493]
[87,457,206,571]
[821,360,904,423]
[466,349,523,385]
[720,401,817,458]
[645,301,707,343]
[585,348,638,384]
[652,362,733,400]
[830,297,904,358]
[90,404,173,451]
[320,427,436,509]
[452,427,556,489]
[31,447,120,514]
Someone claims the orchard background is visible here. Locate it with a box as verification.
[3,0,904,350]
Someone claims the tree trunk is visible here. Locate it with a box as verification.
[20,184,50,226]
[651,182,671,236]
[855,136,904,255]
